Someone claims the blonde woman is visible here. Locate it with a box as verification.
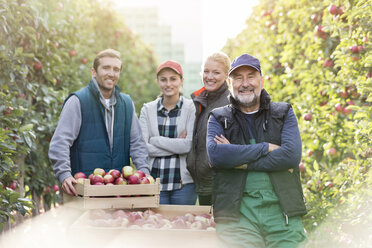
[187,52,231,205]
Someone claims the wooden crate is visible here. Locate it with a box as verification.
[69,205,218,248]
[69,178,160,209]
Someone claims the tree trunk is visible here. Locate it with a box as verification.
[31,190,40,216]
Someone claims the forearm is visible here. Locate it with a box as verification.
[207,115,269,168]
[248,108,302,171]
[149,136,192,154]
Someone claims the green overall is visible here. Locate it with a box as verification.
[216,171,306,248]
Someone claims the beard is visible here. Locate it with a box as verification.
[233,84,262,109]
[235,93,259,108]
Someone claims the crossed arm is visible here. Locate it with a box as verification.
[206,108,302,171]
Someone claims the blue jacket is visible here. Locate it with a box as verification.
[68,80,133,176]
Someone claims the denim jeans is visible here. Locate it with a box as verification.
[160,183,197,205]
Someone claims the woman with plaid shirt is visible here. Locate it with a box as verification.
[139,60,197,205]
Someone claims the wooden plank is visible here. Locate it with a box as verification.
[75,178,160,196]
[81,195,160,209]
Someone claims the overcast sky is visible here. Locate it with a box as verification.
[113,0,259,62]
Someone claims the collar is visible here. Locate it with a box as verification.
[157,96,183,112]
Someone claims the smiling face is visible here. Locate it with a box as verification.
[230,66,264,112]
[202,59,228,92]
[157,68,183,98]
[91,56,122,98]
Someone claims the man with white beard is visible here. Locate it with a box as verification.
[206,54,307,247]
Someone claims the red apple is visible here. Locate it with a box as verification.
[335,103,344,113]
[109,169,121,179]
[74,172,86,179]
[103,174,114,184]
[93,182,104,185]
[93,168,105,177]
[327,147,337,158]
[9,181,17,190]
[328,5,338,15]
[139,176,150,184]
[122,166,134,178]
[81,58,88,64]
[69,50,77,57]
[45,186,51,194]
[88,173,94,180]
[347,100,354,105]
[311,14,318,23]
[323,59,334,68]
[146,175,155,184]
[33,61,42,70]
[307,150,314,157]
[303,113,312,121]
[52,184,59,192]
[134,170,146,179]
[114,177,127,185]
[127,175,139,184]
[350,46,359,54]
[90,175,103,185]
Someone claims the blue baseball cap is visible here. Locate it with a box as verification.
[229,54,261,76]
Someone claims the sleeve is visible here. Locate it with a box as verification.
[129,103,151,174]
[48,95,81,183]
[206,114,269,169]
[149,103,195,154]
[138,105,174,157]
[247,107,302,171]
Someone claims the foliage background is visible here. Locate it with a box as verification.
[1,0,371,246]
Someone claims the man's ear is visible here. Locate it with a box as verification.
[91,68,96,77]
[261,75,264,88]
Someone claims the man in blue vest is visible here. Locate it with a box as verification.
[49,49,150,196]
[206,54,306,247]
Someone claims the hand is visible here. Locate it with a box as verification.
[268,143,280,152]
[214,135,230,144]
[178,130,187,139]
[62,176,78,196]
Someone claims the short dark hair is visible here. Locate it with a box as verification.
[93,49,122,71]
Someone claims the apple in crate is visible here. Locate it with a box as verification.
[108,169,121,179]
[103,174,114,184]
[90,175,103,185]
[127,175,139,184]
[122,166,134,178]
[74,172,86,179]
[139,176,150,184]
[93,168,106,177]
[115,177,127,185]
[146,174,155,184]
[134,170,146,179]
